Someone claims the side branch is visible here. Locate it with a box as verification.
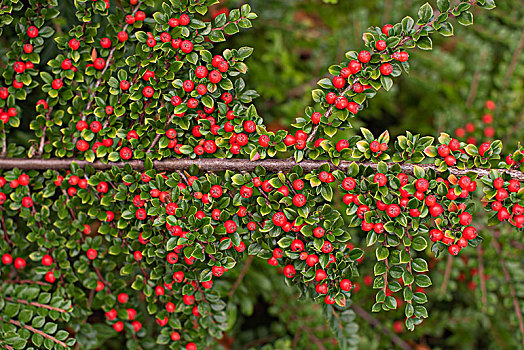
[492,234,524,345]
[351,304,413,350]
[0,158,522,180]
[8,319,68,348]
[4,297,68,313]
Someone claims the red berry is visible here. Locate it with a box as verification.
[27,26,39,38]
[120,80,130,90]
[180,40,193,53]
[22,196,33,208]
[382,24,394,36]
[374,173,387,187]
[438,144,450,157]
[23,43,33,53]
[479,142,490,157]
[284,265,296,278]
[380,63,393,75]
[120,147,132,160]
[52,79,63,90]
[429,229,443,242]
[358,50,371,63]
[87,248,98,260]
[370,140,380,153]
[449,138,460,151]
[333,76,345,89]
[100,37,111,48]
[76,140,89,152]
[375,40,387,51]
[93,58,105,70]
[386,204,400,218]
[448,245,460,256]
[462,226,477,240]
[257,134,270,147]
[14,257,26,269]
[143,86,154,98]
[117,31,128,42]
[348,60,361,74]
[135,10,146,21]
[459,212,472,226]
[415,178,429,192]
[45,271,56,283]
[179,14,190,25]
[340,279,353,291]
[429,203,444,217]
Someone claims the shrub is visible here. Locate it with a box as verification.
[0,0,522,349]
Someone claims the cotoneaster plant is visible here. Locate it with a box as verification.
[0,0,522,349]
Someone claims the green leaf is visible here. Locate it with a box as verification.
[415,274,432,288]
[381,76,393,91]
[417,3,434,24]
[209,30,225,42]
[237,47,254,60]
[412,258,428,272]
[201,95,214,108]
[416,36,432,50]
[360,127,374,142]
[437,0,450,12]
[457,11,474,26]
[317,78,333,89]
[437,22,454,36]
[412,236,427,251]
[401,16,415,32]
[376,246,389,260]
[40,71,53,84]
[224,22,239,35]
[320,185,333,202]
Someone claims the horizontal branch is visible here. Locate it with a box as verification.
[0,158,522,180]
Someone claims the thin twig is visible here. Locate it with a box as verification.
[502,28,524,89]
[440,255,453,296]
[4,297,68,313]
[492,233,524,345]
[38,106,54,157]
[0,212,12,246]
[81,2,143,121]
[228,255,254,298]
[306,83,353,144]
[3,280,50,286]
[477,246,488,312]
[8,319,68,348]
[351,304,413,350]
[466,50,488,107]
[146,113,175,153]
